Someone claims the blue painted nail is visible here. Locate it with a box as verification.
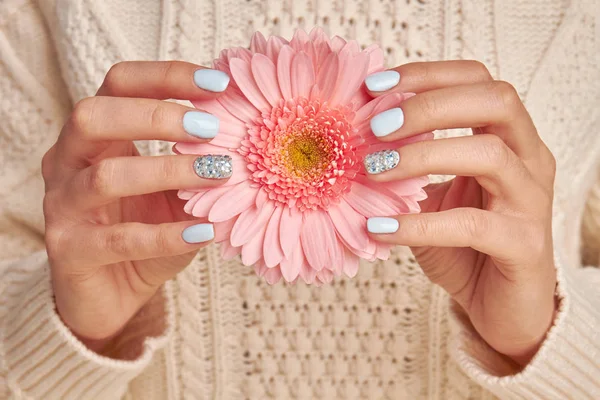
[182,223,215,243]
[365,70,400,92]
[193,69,230,92]
[370,108,405,138]
[367,217,399,234]
[183,111,219,139]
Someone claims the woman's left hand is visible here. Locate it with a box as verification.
[363,61,557,365]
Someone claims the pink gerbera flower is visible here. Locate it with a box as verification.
[176,28,430,285]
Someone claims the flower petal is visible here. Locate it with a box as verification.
[230,201,275,246]
[208,181,258,222]
[316,52,339,102]
[308,27,330,46]
[289,29,310,51]
[277,45,295,100]
[279,243,302,282]
[250,31,267,54]
[300,211,339,271]
[241,224,267,266]
[364,43,385,74]
[344,181,402,217]
[279,207,302,259]
[251,54,282,107]
[230,58,271,112]
[330,36,346,52]
[353,92,404,126]
[342,250,360,278]
[192,185,232,217]
[329,52,369,106]
[264,267,283,285]
[290,51,315,99]
[328,198,369,252]
[263,206,285,268]
[221,241,241,260]
[218,89,260,123]
[266,36,288,62]
[214,216,237,242]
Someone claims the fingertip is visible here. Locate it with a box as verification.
[182,223,215,244]
[367,217,400,234]
[193,69,231,93]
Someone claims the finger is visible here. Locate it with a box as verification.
[97,61,230,99]
[366,209,536,265]
[364,135,542,204]
[59,154,234,211]
[55,221,215,268]
[369,81,542,160]
[365,60,492,95]
[56,97,222,168]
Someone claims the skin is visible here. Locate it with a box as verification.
[366,61,557,365]
[43,60,557,366]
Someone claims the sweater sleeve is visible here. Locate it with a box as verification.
[0,1,172,399]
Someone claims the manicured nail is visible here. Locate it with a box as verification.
[365,70,400,92]
[364,150,400,174]
[371,108,404,137]
[367,217,399,234]
[193,155,233,179]
[183,111,219,139]
[182,223,215,243]
[194,69,230,92]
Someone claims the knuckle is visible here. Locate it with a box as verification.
[158,61,179,87]
[155,157,178,181]
[148,102,170,131]
[481,135,511,169]
[459,208,488,239]
[489,80,521,112]
[105,227,130,257]
[103,62,129,94]
[70,97,97,134]
[418,93,441,118]
[153,227,173,255]
[87,159,115,196]
[467,60,492,81]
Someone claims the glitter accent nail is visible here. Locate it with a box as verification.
[193,155,233,179]
[364,150,400,174]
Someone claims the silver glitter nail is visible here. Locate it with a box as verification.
[193,155,233,179]
[364,150,400,174]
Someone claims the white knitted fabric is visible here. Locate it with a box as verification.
[0,0,599,399]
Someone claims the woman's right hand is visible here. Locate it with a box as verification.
[42,61,232,351]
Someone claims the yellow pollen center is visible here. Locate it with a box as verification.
[285,136,327,174]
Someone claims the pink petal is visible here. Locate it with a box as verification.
[375,244,392,260]
[289,29,310,51]
[316,269,334,285]
[241,224,267,266]
[279,207,302,259]
[299,255,317,284]
[221,241,241,260]
[208,181,258,222]
[250,31,267,54]
[264,267,283,285]
[230,201,275,246]
[291,51,315,99]
[300,211,340,272]
[266,36,287,62]
[174,143,244,157]
[353,176,411,214]
[277,46,295,100]
[279,244,302,282]
[330,36,346,52]
[353,92,404,125]
[230,58,270,111]
[329,52,369,106]
[316,52,339,102]
[328,199,369,252]
[344,181,402,217]
[192,96,246,125]
[251,54,282,107]
[183,191,207,214]
[308,27,330,46]
[178,190,198,200]
[380,176,429,196]
[214,216,237,243]
[364,44,385,74]
[263,206,285,268]
[218,89,260,123]
[192,185,232,217]
[343,250,360,278]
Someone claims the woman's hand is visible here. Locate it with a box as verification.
[364,61,558,365]
[42,61,231,350]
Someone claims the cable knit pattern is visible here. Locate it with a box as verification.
[0,0,599,399]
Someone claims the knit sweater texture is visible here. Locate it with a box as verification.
[1,0,600,399]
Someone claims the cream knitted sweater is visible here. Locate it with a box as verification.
[1,0,600,399]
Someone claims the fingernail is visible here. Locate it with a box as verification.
[193,155,233,179]
[371,108,404,137]
[364,150,400,174]
[365,70,400,92]
[367,217,399,234]
[182,223,215,243]
[183,111,219,139]
[194,69,230,92]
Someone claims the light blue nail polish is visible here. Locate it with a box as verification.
[182,223,215,244]
[183,111,219,139]
[365,70,400,92]
[370,108,405,138]
[367,217,399,234]
[193,69,230,92]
